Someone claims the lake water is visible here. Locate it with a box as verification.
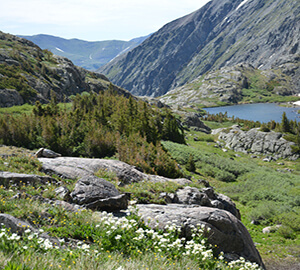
[204,103,300,123]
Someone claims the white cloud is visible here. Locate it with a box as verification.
[0,0,211,40]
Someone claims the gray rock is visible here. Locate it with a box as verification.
[0,213,33,233]
[70,175,120,205]
[0,89,24,107]
[136,204,264,268]
[0,171,57,187]
[262,225,281,234]
[70,175,129,211]
[182,113,211,134]
[39,157,191,185]
[35,148,61,158]
[159,192,179,203]
[176,186,211,207]
[0,213,64,248]
[54,186,71,201]
[173,186,240,219]
[84,194,129,211]
[217,126,299,160]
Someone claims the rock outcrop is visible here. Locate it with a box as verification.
[2,154,265,267]
[0,171,57,187]
[160,63,295,107]
[182,113,211,134]
[136,204,264,267]
[0,31,132,106]
[0,89,24,107]
[39,157,191,185]
[214,125,299,160]
[160,186,240,219]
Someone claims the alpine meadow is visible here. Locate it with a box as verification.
[0,0,299,269]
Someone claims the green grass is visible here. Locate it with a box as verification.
[0,104,34,115]
[0,120,299,268]
[161,127,300,268]
[0,149,263,270]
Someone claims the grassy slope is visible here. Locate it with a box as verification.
[162,125,300,270]
[0,105,299,269]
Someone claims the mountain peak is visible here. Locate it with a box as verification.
[99,0,299,97]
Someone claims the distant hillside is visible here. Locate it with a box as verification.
[100,0,299,98]
[19,34,150,71]
[160,63,299,107]
[0,31,131,107]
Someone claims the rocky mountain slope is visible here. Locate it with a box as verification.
[160,63,297,107]
[99,0,299,98]
[19,34,150,71]
[0,31,131,107]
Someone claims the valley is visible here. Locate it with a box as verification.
[0,0,299,269]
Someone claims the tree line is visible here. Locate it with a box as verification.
[0,88,185,178]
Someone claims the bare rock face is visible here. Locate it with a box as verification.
[216,126,299,160]
[100,0,299,98]
[0,89,24,107]
[136,204,265,268]
[39,157,191,185]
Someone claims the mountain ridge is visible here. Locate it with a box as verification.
[0,31,132,106]
[19,34,150,71]
[99,0,299,99]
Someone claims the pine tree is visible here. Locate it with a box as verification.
[186,154,196,173]
[280,112,290,133]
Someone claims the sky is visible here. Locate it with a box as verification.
[0,0,211,41]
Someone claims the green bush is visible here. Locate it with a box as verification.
[277,225,296,239]
[215,170,236,182]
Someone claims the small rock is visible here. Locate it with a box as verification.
[35,148,62,158]
[262,225,281,234]
[251,220,260,225]
[54,186,71,201]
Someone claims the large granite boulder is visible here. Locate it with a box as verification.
[70,175,128,211]
[39,157,191,185]
[215,126,299,160]
[136,204,264,268]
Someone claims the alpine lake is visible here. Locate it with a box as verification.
[204,103,300,123]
